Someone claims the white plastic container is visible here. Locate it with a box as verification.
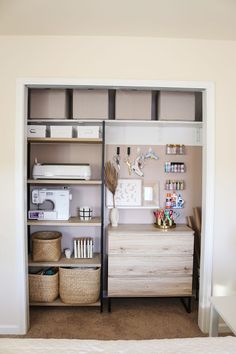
[27,125,46,138]
[77,126,100,138]
[50,126,72,138]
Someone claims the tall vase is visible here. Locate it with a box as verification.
[110,207,119,227]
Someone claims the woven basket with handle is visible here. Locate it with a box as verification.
[59,267,100,304]
[32,231,62,262]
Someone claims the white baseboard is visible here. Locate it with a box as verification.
[0,325,25,335]
[198,304,210,333]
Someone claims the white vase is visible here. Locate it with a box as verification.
[110,207,119,227]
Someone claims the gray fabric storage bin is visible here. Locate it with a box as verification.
[30,89,69,119]
[73,89,108,119]
[115,90,152,120]
[158,91,195,121]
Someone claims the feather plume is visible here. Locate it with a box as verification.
[104,161,118,207]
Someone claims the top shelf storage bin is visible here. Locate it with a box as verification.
[29,89,69,120]
[73,89,108,120]
[115,90,152,120]
[158,91,202,121]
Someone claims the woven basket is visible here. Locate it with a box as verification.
[59,267,100,304]
[29,271,59,303]
[32,231,62,262]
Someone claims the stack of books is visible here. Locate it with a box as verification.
[73,238,94,259]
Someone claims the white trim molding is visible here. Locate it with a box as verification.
[15,82,29,335]
[198,84,215,333]
[0,326,23,335]
[13,78,215,334]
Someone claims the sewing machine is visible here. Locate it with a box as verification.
[28,188,72,220]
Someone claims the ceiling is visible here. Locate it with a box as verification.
[0,0,236,40]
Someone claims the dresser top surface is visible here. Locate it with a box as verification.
[108,224,194,236]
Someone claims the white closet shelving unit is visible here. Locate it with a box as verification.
[27,91,105,308]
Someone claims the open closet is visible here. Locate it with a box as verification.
[25,84,203,320]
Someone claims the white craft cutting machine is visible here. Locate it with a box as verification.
[32,160,91,180]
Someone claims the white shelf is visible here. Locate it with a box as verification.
[27,179,102,185]
[28,253,101,267]
[27,216,101,227]
[27,119,104,124]
[106,121,203,146]
[27,119,203,128]
[107,205,159,210]
[27,137,102,144]
[105,120,203,128]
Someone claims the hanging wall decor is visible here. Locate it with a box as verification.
[131,147,159,177]
[113,146,121,173]
[106,179,142,207]
[124,146,132,175]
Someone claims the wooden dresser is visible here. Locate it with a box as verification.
[107,224,194,306]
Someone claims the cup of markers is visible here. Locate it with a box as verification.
[153,208,176,229]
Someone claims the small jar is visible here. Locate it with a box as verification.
[79,207,93,221]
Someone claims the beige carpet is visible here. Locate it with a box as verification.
[20,298,205,339]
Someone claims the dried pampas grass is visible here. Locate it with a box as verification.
[104,161,118,207]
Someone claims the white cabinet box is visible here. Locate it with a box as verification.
[27,125,46,138]
[50,126,72,138]
[73,89,108,119]
[115,90,152,120]
[77,126,100,138]
[158,91,195,121]
[30,89,69,119]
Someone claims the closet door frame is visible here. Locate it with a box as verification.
[15,78,215,334]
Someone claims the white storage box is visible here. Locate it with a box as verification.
[115,90,152,120]
[158,91,195,121]
[30,89,69,119]
[77,126,100,138]
[73,89,108,119]
[50,126,72,138]
[27,125,46,138]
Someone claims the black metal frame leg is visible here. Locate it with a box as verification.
[108,298,111,312]
[180,297,192,313]
[100,299,103,313]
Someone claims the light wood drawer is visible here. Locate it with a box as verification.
[108,235,194,256]
[108,276,192,297]
[108,255,193,277]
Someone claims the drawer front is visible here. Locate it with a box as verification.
[108,235,194,256]
[108,276,192,297]
[108,255,193,277]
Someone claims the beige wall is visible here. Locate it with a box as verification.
[0,35,236,332]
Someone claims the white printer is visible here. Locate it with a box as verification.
[32,161,91,180]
